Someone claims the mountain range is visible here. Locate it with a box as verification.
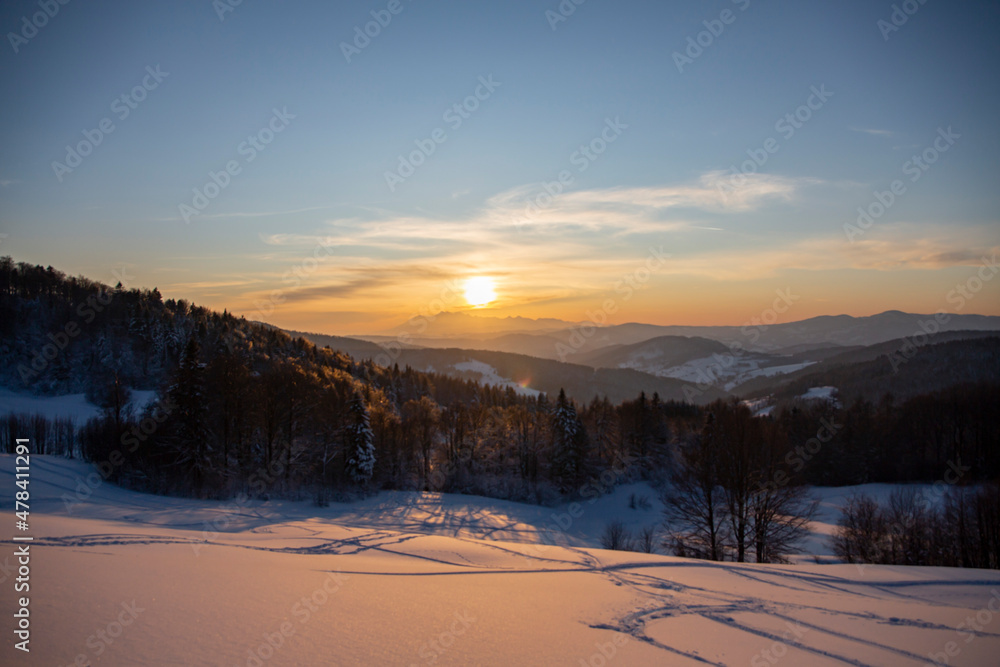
[353,310,1000,357]
[291,310,1000,406]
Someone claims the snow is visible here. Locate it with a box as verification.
[3,456,999,666]
[749,361,816,378]
[450,360,541,397]
[741,396,776,418]
[0,387,100,424]
[800,386,840,406]
[799,483,958,563]
[620,355,816,392]
[802,385,837,401]
[0,386,158,424]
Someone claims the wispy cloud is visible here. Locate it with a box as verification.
[656,225,1000,280]
[484,172,812,234]
[841,224,999,271]
[231,172,821,307]
[277,265,456,304]
[197,205,340,219]
[558,172,804,212]
[279,276,398,303]
[177,174,997,323]
[150,205,340,223]
[161,279,256,291]
[850,127,894,138]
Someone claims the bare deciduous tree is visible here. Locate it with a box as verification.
[601,520,633,551]
[662,426,730,561]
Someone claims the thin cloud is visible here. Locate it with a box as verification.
[215,172,836,309]
[280,276,398,303]
[163,279,255,290]
[152,205,340,223]
[851,127,895,138]
[497,172,810,225]
[253,172,821,282]
[660,229,1000,280]
[278,265,457,304]
[198,205,340,219]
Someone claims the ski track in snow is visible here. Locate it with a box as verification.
[3,456,1000,666]
[32,526,1000,664]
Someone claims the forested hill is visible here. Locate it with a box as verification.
[0,257,678,501]
[2,258,998,511]
[0,256,491,402]
[739,333,1000,404]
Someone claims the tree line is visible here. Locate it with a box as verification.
[2,257,998,568]
[833,485,1000,569]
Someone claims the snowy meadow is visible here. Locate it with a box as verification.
[3,454,1000,666]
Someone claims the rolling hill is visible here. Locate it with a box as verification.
[291,328,1000,407]
[362,310,1000,357]
[735,333,1000,404]
[289,334,731,405]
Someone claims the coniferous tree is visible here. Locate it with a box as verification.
[166,336,211,494]
[206,349,252,484]
[345,391,376,485]
[550,389,589,492]
[403,395,440,489]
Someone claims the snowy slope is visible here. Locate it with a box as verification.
[451,360,542,397]
[615,354,816,392]
[0,387,158,423]
[3,456,1000,666]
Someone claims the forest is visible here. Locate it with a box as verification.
[2,257,998,566]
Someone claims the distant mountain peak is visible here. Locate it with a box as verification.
[387,310,579,337]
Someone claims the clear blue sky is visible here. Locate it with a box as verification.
[1,0,998,333]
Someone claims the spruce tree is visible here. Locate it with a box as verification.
[550,389,588,492]
[166,336,211,494]
[345,391,376,485]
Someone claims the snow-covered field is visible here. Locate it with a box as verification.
[0,387,158,424]
[422,360,541,397]
[618,355,816,392]
[3,456,999,666]
[801,386,839,403]
[740,386,840,418]
[451,360,541,397]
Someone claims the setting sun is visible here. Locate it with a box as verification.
[464,276,497,307]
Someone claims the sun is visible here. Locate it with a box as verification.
[464,276,497,308]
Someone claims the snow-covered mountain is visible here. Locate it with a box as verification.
[573,335,820,391]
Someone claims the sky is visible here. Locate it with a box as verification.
[1,0,998,335]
